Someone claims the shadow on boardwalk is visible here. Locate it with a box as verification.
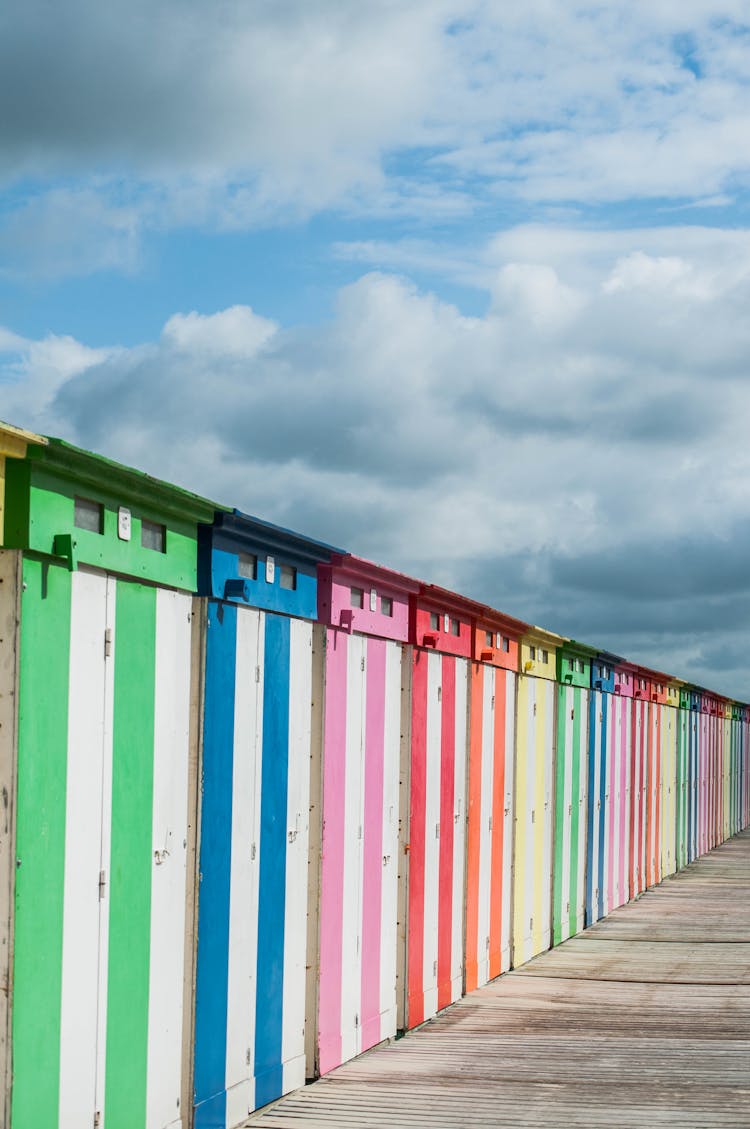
[247,829,750,1128]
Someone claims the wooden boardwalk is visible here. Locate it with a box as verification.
[247,829,750,1128]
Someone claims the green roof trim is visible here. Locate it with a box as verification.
[4,435,229,591]
[32,437,225,524]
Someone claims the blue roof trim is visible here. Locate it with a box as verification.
[209,508,344,566]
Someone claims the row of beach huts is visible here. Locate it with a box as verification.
[0,420,748,1129]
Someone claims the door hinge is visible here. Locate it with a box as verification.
[98,870,106,900]
[255,666,261,683]
[94,1112,101,1128]
[360,656,365,672]
[104,628,112,659]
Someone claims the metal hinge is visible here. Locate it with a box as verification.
[354,1013,359,1028]
[98,870,106,900]
[250,842,256,860]
[104,628,112,659]
[255,666,260,683]
[360,656,365,672]
[94,1113,101,1128]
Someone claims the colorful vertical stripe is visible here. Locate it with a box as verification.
[317,630,402,1072]
[660,704,678,879]
[465,663,515,992]
[645,702,662,889]
[586,690,606,926]
[630,698,647,899]
[194,605,312,1127]
[607,694,631,913]
[553,684,588,945]
[675,707,689,870]
[512,675,554,967]
[406,651,468,1028]
[12,565,191,1129]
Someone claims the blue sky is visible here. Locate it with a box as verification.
[3,1,750,695]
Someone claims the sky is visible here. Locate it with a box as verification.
[2,1,750,696]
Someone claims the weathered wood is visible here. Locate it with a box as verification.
[246,829,750,1128]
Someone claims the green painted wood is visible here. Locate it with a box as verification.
[3,438,221,591]
[104,580,157,1128]
[555,643,594,690]
[11,556,71,1129]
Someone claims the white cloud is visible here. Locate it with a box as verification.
[2,2,750,276]
[0,187,140,279]
[0,330,111,422]
[5,221,750,693]
[162,307,277,357]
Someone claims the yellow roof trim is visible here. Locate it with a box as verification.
[0,420,47,459]
[522,624,566,648]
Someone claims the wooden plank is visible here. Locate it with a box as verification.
[245,829,750,1128]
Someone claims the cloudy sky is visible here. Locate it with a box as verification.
[3,1,750,696]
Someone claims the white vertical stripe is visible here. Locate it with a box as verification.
[611,698,622,910]
[576,690,589,932]
[501,673,515,972]
[601,700,611,915]
[281,618,313,1095]
[59,569,110,1129]
[378,641,402,1038]
[94,578,116,1123]
[560,688,573,940]
[224,606,262,1126]
[522,679,535,965]
[450,660,467,1004]
[422,652,441,1020]
[339,634,364,1064]
[476,670,494,987]
[591,692,602,923]
[540,681,554,943]
[145,588,191,1129]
